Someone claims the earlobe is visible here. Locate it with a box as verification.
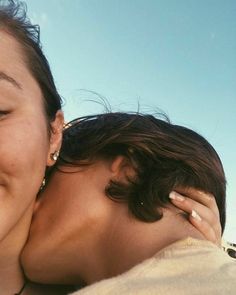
[50,150,60,161]
[47,110,64,166]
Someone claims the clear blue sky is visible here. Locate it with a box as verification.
[25,0,236,242]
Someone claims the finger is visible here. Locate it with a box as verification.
[174,187,220,219]
[169,191,214,216]
[189,210,221,246]
[169,191,222,239]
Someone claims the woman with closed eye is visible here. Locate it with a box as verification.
[0,1,66,294]
[0,1,226,294]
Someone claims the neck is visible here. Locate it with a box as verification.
[85,205,204,284]
[0,202,34,294]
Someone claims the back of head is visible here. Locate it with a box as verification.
[59,112,226,232]
[0,0,61,121]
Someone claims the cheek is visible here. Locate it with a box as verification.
[0,119,50,192]
[0,118,50,240]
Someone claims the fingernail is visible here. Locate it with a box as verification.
[191,210,202,221]
[169,191,185,202]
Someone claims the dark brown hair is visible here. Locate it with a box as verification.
[58,112,226,232]
[0,0,62,121]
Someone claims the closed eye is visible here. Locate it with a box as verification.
[0,110,10,118]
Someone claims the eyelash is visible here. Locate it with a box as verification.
[0,110,10,117]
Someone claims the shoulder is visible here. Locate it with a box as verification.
[70,238,236,295]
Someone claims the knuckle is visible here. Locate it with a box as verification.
[208,212,217,224]
[207,195,215,205]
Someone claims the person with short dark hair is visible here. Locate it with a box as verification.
[22,113,236,294]
[0,2,221,294]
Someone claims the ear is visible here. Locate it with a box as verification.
[110,156,136,182]
[47,110,64,166]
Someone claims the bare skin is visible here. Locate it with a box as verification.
[22,157,221,286]
[0,27,221,294]
[0,30,63,294]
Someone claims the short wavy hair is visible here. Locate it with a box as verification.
[57,112,226,232]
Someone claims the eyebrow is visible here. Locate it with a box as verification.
[0,71,22,90]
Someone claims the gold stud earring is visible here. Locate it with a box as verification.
[50,150,60,161]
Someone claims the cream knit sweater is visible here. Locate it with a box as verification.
[71,237,236,295]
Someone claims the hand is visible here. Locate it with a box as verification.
[169,188,221,247]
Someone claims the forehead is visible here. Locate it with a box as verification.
[0,30,42,100]
[0,29,25,68]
